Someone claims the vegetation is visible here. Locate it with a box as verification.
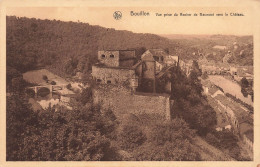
[42,75,48,82]
[226,93,253,112]
[7,16,253,80]
[239,77,253,101]
[6,16,175,77]
[132,118,200,161]
[157,61,216,135]
[205,131,241,159]
[6,92,119,161]
[6,16,251,161]
[118,124,146,150]
[116,115,200,161]
[50,81,56,85]
[201,72,208,79]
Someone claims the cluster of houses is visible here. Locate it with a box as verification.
[201,64,253,81]
[202,79,253,151]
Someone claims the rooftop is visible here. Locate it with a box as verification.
[215,94,253,124]
[208,85,221,95]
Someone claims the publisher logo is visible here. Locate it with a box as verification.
[113,11,122,20]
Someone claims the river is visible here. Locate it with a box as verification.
[208,75,253,106]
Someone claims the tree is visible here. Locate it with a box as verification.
[6,66,22,86]
[201,72,208,80]
[42,75,48,82]
[66,83,72,89]
[79,87,92,105]
[11,76,25,92]
[7,93,119,160]
[118,124,146,149]
[64,58,79,76]
[164,66,216,135]
[6,94,39,161]
[132,119,200,161]
[191,60,202,77]
[205,131,241,159]
[241,77,249,88]
[50,81,56,85]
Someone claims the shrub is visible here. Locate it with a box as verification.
[118,124,146,149]
[25,88,35,97]
[42,75,48,81]
[50,81,56,85]
[205,131,240,159]
[80,87,92,105]
[66,83,72,89]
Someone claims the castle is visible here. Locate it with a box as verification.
[92,49,187,120]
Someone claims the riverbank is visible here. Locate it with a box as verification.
[208,75,253,106]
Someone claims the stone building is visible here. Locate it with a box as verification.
[214,94,253,136]
[133,49,176,92]
[91,49,180,121]
[92,50,138,87]
[92,65,136,85]
[93,49,183,93]
[97,50,136,67]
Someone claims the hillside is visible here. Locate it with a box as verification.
[6,16,179,76]
[7,16,253,78]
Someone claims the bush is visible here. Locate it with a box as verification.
[37,87,50,97]
[25,88,35,97]
[11,77,25,92]
[240,77,249,88]
[50,81,56,85]
[132,119,200,161]
[66,83,72,90]
[201,72,208,79]
[42,75,48,81]
[80,87,92,105]
[118,124,146,149]
[205,131,240,159]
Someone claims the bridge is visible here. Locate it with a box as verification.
[27,84,68,94]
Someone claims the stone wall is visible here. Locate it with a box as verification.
[93,85,171,120]
[92,65,136,85]
[98,51,120,67]
[97,50,136,67]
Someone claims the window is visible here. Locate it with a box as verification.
[101,54,106,58]
[107,80,112,84]
[110,54,115,58]
[97,79,102,83]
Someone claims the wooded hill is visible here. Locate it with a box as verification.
[7,16,177,75]
[7,16,253,77]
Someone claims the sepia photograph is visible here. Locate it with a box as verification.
[0,0,260,166]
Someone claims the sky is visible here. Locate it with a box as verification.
[4,2,258,35]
